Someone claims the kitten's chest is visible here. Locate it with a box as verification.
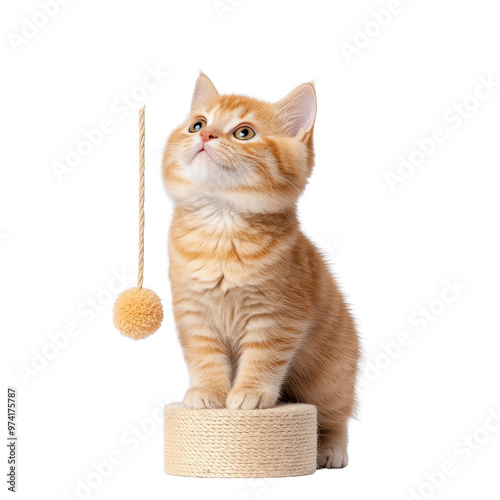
[170,206,274,291]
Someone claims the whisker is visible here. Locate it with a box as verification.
[283,178,301,194]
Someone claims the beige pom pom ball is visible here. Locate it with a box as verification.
[113,287,163,340]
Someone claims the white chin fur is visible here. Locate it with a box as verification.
[181,154,245,189]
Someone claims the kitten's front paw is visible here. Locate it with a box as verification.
[183,387,226,409]
[225,388,277,410]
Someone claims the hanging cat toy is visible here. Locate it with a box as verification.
[113,106,164,340]
[112,106,318,478]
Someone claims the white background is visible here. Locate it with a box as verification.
[1,0,500,499]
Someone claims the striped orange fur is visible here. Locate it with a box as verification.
[162,74,360,468]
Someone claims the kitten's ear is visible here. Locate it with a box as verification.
[274,83,317,138]
[191,73,219,113]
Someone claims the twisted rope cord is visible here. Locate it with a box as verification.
[164,403,318,478]
[137,106,146,289]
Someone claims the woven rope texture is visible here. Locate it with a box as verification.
[164,403,318,478]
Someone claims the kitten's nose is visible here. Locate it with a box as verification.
[200,129,218,143]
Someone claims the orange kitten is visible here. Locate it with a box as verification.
[163,74,360,468]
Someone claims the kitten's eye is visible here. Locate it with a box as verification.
[188,119,207,133]
[233,126,256,141]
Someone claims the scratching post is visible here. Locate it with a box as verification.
[164,403,318,478]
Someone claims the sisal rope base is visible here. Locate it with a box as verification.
[164,403,318,478]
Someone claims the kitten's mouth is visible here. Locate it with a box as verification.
[192,145,232,171]
[194,145,219,165]
[196,145,210,157]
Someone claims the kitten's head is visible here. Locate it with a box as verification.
[163,73,316,213]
